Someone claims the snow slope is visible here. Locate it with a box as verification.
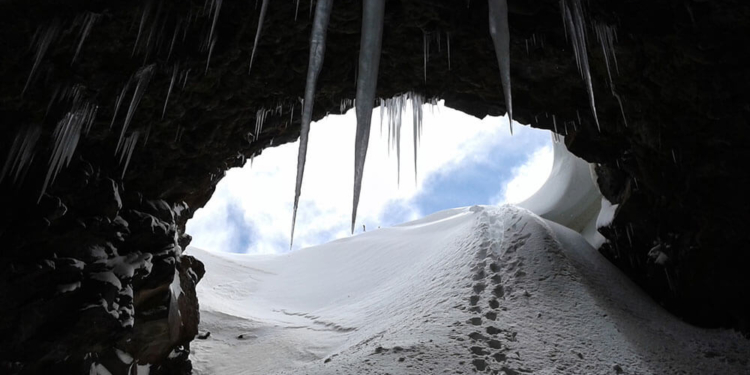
[517,136,605,248]
[188,205,749,374]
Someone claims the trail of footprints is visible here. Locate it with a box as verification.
[451,208,532,374]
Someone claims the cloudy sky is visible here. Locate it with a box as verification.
[186,101,552,254]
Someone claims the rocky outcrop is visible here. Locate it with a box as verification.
[1,0,748,372]
[0,157,204,373]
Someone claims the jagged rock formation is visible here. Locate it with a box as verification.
[1,0,748,372]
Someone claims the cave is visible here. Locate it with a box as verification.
[1,0,748,373]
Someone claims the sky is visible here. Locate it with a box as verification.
[186,101,553,254]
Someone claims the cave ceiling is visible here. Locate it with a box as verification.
[1,0,749,372]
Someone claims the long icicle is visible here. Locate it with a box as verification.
[488,0,513,134]
[0,125,41,186]
[290,0,334,248]
[248,0,269,73]
[411,92,424,184]
[562,0,600,131]
[351,0,386,234]
[24,20,60,94]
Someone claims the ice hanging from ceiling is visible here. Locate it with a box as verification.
[488,0,513,134]
[291,0,334,247]
[114,64,155,155]
[377,92,426,186]
[561,0,600,131]
[352,0,386,234]
[248,0,269,73]
[595,21,628,128]
[0,125,42,186]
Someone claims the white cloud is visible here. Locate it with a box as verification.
[187,101,551,254]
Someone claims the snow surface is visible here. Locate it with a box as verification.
[517,136,605,248]
[188,204,749,374]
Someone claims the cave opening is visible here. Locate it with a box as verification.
[186,100,553,254]
[2,0,749,372]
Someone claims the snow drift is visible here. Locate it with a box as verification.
[188,205,749,374]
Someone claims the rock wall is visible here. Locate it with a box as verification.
[1,0,748,372]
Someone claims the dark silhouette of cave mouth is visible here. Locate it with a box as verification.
[1,0,749,372]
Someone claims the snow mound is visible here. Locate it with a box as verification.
[188,206,749,374]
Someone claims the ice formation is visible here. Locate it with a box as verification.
[423,30,429,83]
[0,125,41,186]
[206,36,217,72]
[163,64,179,119]
[382,94,406,182]
[132,1,153,57]
[208,0,223,49]
[116,64,155,154]
[411,93,424,183]
[248,0,269,73]
[595,22,628,128]
[487,0,513,134]
[352,0,386,233]
[561,0,600,131]
[24,19,60,94]
[118,131,141,178]
[291,0,334,247]
[71,12,99,64]
[447,32,452,70]
[39,110,87,201]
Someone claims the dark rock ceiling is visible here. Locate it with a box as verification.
[1,0,749,372]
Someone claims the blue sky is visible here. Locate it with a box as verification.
[186,101,552,254]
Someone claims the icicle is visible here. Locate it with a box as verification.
[612,88,628,127]
[561,0,600,131]
[340,98,353,114]
[182,69,191,89]
[351,0,385,234]
[46,85,62,117]
[167,21,181,62]
[39,110,87,201]
[423,30,429,83]
[116,65,155,154]
[552,114,558,134]
[119,131,141,179]
[248,0,270,73]
[411,92,424,184]
[379,98,385,135]
[488,0,513,134]
[447,32,452,70]
[1,125,42,186]
[295,0,301,21]
[133,0,153,56]
[291,0,333,247]
[208,0,223,47]
[290,102,295,124]
[594,22,627,128]
[82,103,99,136]
[381,94,407,184]
[163,64,179,119]
[24,19,60,94]
[205,36,217,72]
[255,108,266,137]
[72,13,99,64]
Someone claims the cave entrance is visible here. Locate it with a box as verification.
[186,101,552,254]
